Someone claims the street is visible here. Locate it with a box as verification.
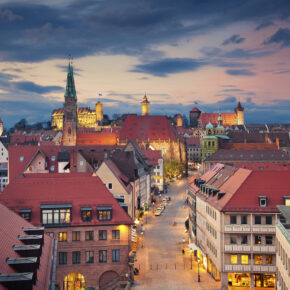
[132,178,220,290]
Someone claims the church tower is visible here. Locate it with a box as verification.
[62,59,78,146]
[0,119,3,136]
[96,101,103,124]
[235,101,244,125]
[141,94,150,116]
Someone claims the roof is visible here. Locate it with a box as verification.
[220,143,278,150]
[0,174,133,226]
[119,115,177,141]
[76,132,118,146]
[191,107,201,112]
[142,149,162,166]
[276,205,290,223]
[0,204,54,290]
[186,136,201,147]
[232,162,290,171]
[10,134,41,145]
[199,113,237,128]
[64,61,77,99]
[205,149,290,162]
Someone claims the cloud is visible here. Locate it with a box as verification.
[255,20,274,30]
[275,69,290,74]
[11,81,63,94]
[226,69,256,76]
[264,28,290,47]
[130,58,206,77]
[222,34,245,46]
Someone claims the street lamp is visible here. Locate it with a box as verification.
[197,257,201,282]
[190,250,193,270]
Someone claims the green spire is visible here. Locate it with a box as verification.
[64,59,77,99]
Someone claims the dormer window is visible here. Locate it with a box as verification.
[259,196,268,207]
[283,196,290,206]
[19,209,31,221]
[97,207,112,221]
[81,207,92,222]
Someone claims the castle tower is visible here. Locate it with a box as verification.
[235,101,244,125]
[62,59,78,146]
[96,101,103,123]
[0,119,3,136]
[176,114,183,127]
[189,107,201,127]
[141,94,150,116]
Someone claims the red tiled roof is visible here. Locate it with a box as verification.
[220,143,277,150]
[77,132,118,146]
[191,107,201,112]
[186,136,201,147]
[119,115,177,141]
[0,174,133,226]
[0,203,54,290]
[142,149,162,166]
[10,134,41,145]
[199,113,237,128]
[223,171,290,212]
[232,162,290,171]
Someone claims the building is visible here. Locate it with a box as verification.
[0,203,56,290]
[0,174,133,290]
[186,136,201,164]
[189,101,245,128]
[276,205,290,290]
[188,164,290,289]
[141,94,150,116]
[0,119,3,136]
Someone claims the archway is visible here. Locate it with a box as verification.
[64,273,85,290]
[99,271,120,290]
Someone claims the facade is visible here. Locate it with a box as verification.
[188,164,290,289]
[141,95,150,116]
[0,167,8,192]
[186,136,201,164]
[0,203,56,290]
[276,206,290,290]
[189,101,245,128]
[0,119,3,136]
[0,174,133,290]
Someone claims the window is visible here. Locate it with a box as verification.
[19,209,31,222]
[231,255,237,264]
[230,216,237,224]
[59,252,67,265]
[51,156,55,161]
[112,249,120,262]
[254,216,261,225]
[241,235,248,245]
[259,196,268,207]
[266,236,273,245]
[112,230,120,240]
[255,255,262,264]
[80,160,84,166]
[85,231,94,241]
[85,251,94,264]
[72,231,80,241]
[99,250,107,263]
[284,196,290,206]
[81,208,92,222]
[266,216,272,225]
[99,230,107,240]
[230,236,237,244]
[241,255,248,264]
[19,156,24,162]
[41,206,71,225]
[47,232,54,238]
[266,255,272,264]
[58,232,67,242]
[107,183,113,190]
[97,207,112,221]
[255,235,262,245]
[50,165,55,171]
[72,251,80,264]
[241,215,248,225]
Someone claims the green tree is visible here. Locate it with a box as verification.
[164,160,185,182]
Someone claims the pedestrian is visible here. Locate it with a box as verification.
[182,249,185,254]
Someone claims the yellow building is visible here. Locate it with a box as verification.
[52,105,103,131]
[141,95,150,116]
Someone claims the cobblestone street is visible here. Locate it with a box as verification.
[132,179,220,290]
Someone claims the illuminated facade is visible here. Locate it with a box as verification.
[141,95,150,116]
[0,119,3,136]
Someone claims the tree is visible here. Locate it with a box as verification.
[164,160,186,182]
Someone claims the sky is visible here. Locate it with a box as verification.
[1,0,290,128]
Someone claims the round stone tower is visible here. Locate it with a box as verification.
[96,101,103,123]
[141,95,150,116]
[235,101,244,125]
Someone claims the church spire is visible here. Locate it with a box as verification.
[64,57,77,100]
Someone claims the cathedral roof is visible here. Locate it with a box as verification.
[206,121,213,129]
[200,113,237,128]
[235,101,244,112]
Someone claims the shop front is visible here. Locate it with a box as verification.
[207,257,220,281]
[227,273,275,289]
[254,274,275,288]
[228,273,250,288]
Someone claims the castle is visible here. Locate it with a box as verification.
[189,102,245,128]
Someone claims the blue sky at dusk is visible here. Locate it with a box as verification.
[0,0,290,128]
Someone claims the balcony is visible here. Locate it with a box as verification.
[224,225,251,233]
[252,225,276,233]
[252,245,276,253]
[224,264,276,273]
[224,245,251,253]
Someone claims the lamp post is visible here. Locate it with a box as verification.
[197,257,201,282]
[190,250,193,270]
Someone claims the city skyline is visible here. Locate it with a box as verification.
[1,0,290,127]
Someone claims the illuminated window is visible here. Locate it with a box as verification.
[255,236,262,245]
[255,255,262,264]
[85,231,94,241]
[41,205,71,226]
[241,255,248,264]
[58,232,67,242]
[81,207,92,222]
[19,209,31,221]
[112,230,120,240]
[284,197,290,206]
[266,255,272,264]
[97,207,112,221]
[72,231,80,241]
[231,255,237,264]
